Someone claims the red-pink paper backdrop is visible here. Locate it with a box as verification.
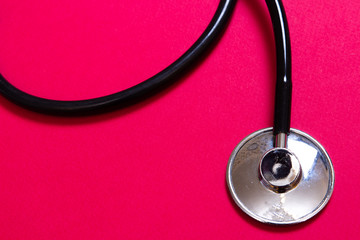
[0,0,359,239]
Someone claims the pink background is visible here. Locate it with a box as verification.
[1,0,359,239]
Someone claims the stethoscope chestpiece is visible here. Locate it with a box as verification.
[226,128,334,225]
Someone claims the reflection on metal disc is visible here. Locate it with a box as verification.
[226,128,334,225]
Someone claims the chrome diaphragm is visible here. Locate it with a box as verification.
[226,128,334,224]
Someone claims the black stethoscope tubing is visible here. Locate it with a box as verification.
[0,0,291,136]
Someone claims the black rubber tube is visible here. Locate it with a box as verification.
[0,0,292,129]
[265,0,292,135]
[0,0,237,115]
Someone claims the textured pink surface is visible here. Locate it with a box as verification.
[0,0,360,239]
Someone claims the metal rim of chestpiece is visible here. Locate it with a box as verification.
[226,128,335,225]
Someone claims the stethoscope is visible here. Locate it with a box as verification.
[0,0,334,224]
